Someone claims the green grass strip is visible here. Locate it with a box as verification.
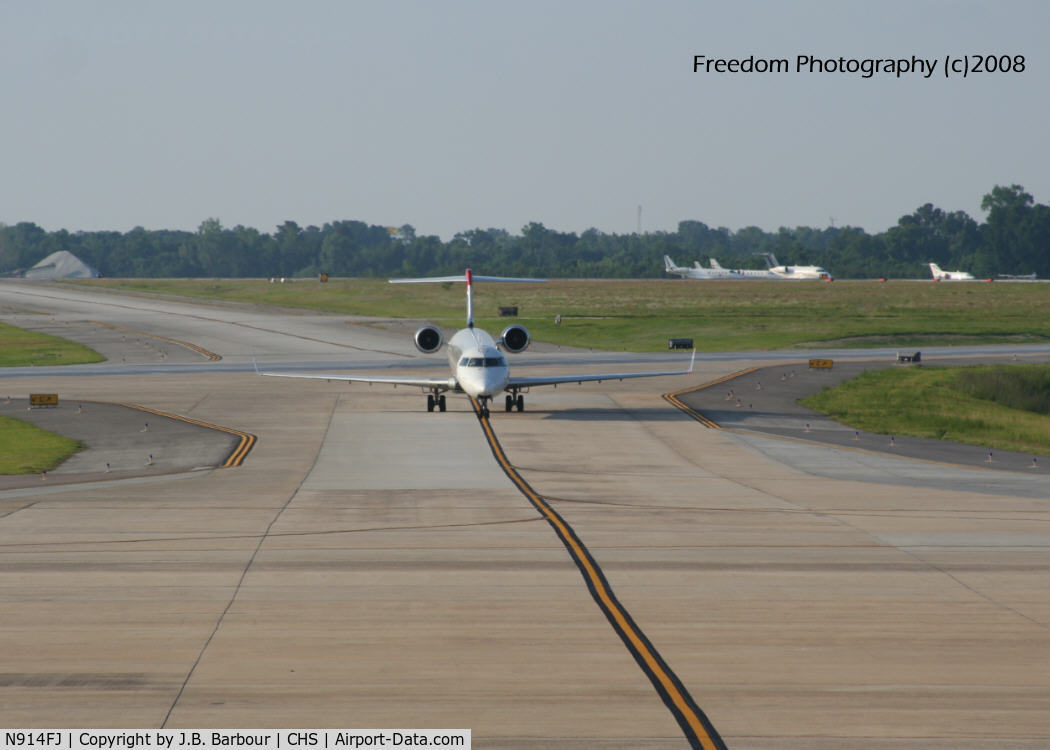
[802,364,1050,455]
[0,416,83,474]
[0,322,104,367]
[74,278,1050,352]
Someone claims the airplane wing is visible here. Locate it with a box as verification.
[253,356,457,391]
[258,370,457,390]
[507,350,695,388]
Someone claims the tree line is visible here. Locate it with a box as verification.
[1,185,1046,280]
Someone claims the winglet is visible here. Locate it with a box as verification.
[251,352,261,375]
[689,348,696,374]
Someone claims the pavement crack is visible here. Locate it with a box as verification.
[159,392,340,728]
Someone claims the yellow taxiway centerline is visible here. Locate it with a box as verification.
[471,397,727,750]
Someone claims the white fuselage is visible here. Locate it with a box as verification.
[760,253,832,280]
[768,265,832,280]
[714,263,780,279]
[447,327,510,398]
[688,267,757,280]
[929,263,975,281]
[665,255,767,280]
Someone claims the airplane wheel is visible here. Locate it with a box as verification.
[427,394,435,412]
[505,395,514,412]
[438,395,446,412]
[516,394,525,412]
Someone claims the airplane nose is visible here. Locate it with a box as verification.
[460,371,488,397]
[463,370,506,398]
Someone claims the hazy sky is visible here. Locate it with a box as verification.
[3,1,1047,239]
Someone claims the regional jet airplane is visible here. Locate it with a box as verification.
[259,270,695,417]
[928,263,975,281]
[761,253,833,280]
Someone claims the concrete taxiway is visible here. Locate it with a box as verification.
[1,280,1049,748]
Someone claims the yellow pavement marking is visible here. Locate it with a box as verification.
[663,367,761,428]
[90,321,223,361]
[110,401,256,468]
[472,398,726,750]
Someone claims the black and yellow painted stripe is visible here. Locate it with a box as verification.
[471,398,727,750]
[662,367,762,428]
[90,321,223,361]
[112,401,256,468]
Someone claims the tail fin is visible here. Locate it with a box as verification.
[465,268,474,327]
[928,263,943,278]
[664,256,679,273]
[709,258,724,270]
[390,270,545,328]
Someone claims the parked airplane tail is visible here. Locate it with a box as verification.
[709,258,725,270]
[664,255,682,273]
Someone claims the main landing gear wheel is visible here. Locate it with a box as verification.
[505,395,514,412]
[516,394,524,412]
[426,394,447,413]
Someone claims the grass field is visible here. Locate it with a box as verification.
[76,277,1050,352]
[0,321,105,367]
[802,364,1050,454]
[0,415,82,474]
[51,277,1050,454]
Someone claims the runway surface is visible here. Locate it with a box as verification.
[1,280,1049,748]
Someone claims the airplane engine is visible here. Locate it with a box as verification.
[413,325,444,353]
[499,324,530,353]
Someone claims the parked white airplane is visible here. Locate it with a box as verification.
[259,270,695,417]
[665,255,778,280]
[708,258,779,279]
[928,262,975,281]
[761,253,833,280]
[664,255,737,279]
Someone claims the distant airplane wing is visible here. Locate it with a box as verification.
[507,350,695,388]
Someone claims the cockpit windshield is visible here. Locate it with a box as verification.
[459,356,507,368]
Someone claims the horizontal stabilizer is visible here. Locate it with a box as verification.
[391,275,546,284]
